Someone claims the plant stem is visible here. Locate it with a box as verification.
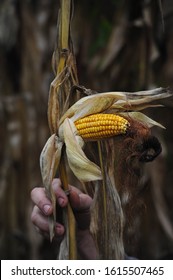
[98,141,108,257]
[59,151,77,259]
[56,0,77,259]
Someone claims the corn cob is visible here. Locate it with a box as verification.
[74,113,129,140]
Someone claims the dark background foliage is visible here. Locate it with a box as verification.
[0,0,173,259]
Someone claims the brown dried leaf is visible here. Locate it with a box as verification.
[47,75,62,134]
[40,134,63,240]
[48,71,71,136]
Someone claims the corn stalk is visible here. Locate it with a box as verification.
[40,0,79,259]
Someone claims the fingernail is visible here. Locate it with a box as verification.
[55,225,64,236]
[43,204,51,214]
[58,197,65,207]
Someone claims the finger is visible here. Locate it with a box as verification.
[31,187,53,215]
[31,205,51,232]
[52,178,68,207]
[69,188,93,211]
[69,189,93,230]
[31,206,65,236]
[31,179,69,215]
[34,226,65,243]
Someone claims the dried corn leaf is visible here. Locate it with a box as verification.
[59,91,127,124]
[124,87,171,99]
[48,72,66,132]
[111,88,172,112]
[63,118,102,182]
[120,112,165,129]
[40,134,63,240]
[111,100,163,112]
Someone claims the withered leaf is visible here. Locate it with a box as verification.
[120,112,165,129]
[40,134,63,240]
[111,87,172,112]
[62,118,102,182]
[59,91,126,124]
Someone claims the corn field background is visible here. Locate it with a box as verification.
[1,0,173,260]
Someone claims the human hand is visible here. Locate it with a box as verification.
[30,178,97,259]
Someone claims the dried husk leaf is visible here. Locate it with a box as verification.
[59,91,127,124]
[120,111,165,129]
[111,100,163,112]
[62,118,102,182]
[48,70,67,134]
[40,134,63,240]
[124,87,171,98]
[111,87,172,112]
[47,79,60,134]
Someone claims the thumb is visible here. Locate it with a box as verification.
[69,190,92,230]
